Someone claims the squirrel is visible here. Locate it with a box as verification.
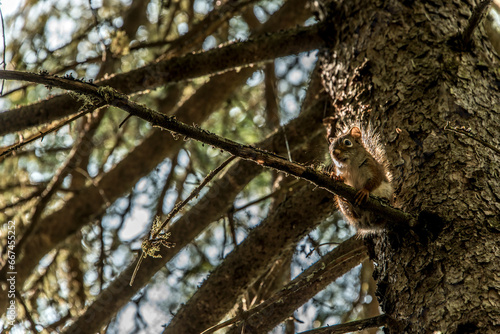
[323,118,394,235]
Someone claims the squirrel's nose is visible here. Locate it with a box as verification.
[333,149,341,157]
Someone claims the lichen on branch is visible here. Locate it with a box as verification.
[0,70,413,227]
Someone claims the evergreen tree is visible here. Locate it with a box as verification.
[0,1,499,333]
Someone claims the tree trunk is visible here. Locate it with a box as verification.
[319,0,500,332]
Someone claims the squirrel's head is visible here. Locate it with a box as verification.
[328,127,364,167]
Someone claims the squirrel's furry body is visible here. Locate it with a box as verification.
[327,125,393,235]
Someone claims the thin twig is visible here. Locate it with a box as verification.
[160,0,259,59]
[154,155,236,239]
[306,242,341,258]
[0,188,43,211]
[221,216,229,258]
[129,156,237,286]
[444,122,500,155]
[297,314,388,334]
[0,106,96,160]
[74,166,111,206]
[161,0,179,41]
[201,238,368,334]
[23,250,60,293]
[129,254,145,286]
[154,152,179,217]
[201,315,242,334]
[233,190,277,213]
[88,0,107,61]
[228,179,299,214]
[49,19,103,54]
[282,125,292,162]
[227,211,237,246]
[221,180,297,220]
[119,114,132,128]
[98,219,106,292]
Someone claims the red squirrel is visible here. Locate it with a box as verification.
[325,121,394,234]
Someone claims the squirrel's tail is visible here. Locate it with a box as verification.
[360,123,393,183]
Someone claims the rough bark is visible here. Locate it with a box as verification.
[319,0,500,332]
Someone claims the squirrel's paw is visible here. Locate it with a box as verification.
[354,189,369,205]
[330,172,344,182]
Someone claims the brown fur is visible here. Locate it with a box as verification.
[328,126,394,235]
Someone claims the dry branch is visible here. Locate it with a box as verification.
[161,0,260,57]
[0,69,412,334]
[0,70,412,226]
[0,105,99,160]
[0,2,315,316]
[129,156,236,286]
[57,88,330,334]
[297,315,388,334]
[162,183,335,334]
[204,237,368,334]
[0,22,324,135]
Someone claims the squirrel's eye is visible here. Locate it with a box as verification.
[343,139,353,146]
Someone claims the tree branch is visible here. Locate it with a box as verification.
[163,183,335,334]
[0,104,98,160]
[297,314,388,334]
[0,21,323,135]
[129,155,236,286]
[0,69,410,334]
[0,1,315,315]
[0,70,413,226]
[58,87,330,334]
[106,22,325,91]
[206,237,368,334]
[161,0,260,58]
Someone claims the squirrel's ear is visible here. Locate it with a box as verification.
[350,127,362,139]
